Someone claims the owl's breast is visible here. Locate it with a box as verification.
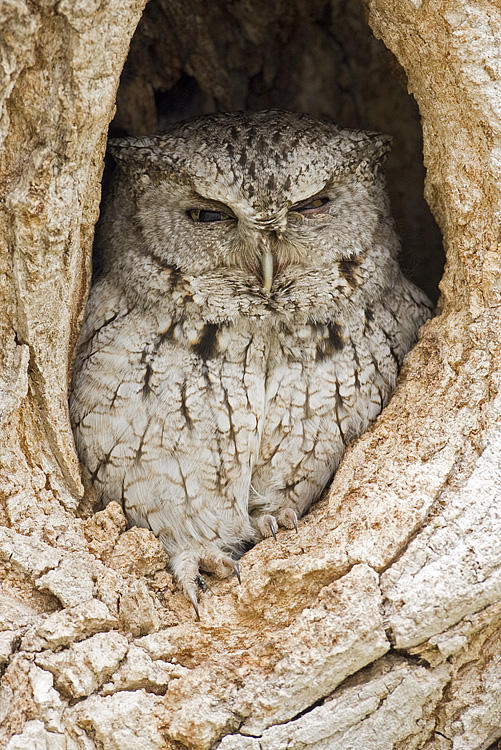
[70,276,424,534]
[251,308,405,495]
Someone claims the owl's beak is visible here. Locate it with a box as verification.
[261,246,274,293]
[254,213,286,293]
[258,235,274,293]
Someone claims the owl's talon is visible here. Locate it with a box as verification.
[253,513,279,540]
[253,509,299,540]
[268,519,277,541]
[186,585,200,620]
[232,560,241,584]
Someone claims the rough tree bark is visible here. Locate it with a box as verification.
[0,1,500,749]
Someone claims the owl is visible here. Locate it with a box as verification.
[70,110,432,615]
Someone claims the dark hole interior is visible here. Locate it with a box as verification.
[108,0,444,301]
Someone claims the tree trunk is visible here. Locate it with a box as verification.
[0,1,500,748]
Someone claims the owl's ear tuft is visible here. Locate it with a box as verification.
[365,132,393,163]
[107,136,177,175]
[108,136,158,166]
[355,131,392,165]
[335,129,393,168]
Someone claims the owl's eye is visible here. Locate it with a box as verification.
[292,196,330,215]
[188,208,230,222]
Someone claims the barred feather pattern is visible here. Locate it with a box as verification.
[70,111,432,607]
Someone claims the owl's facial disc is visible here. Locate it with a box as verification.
[171,182,337,292]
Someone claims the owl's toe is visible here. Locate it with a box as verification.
[199,550,240,580]
[170,547,241,618]
[253,509,299,539]
[254,514,279,541]
[277,507,298,532]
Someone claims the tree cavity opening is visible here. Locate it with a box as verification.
[109,0,444,301]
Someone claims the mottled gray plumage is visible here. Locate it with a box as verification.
[70,111,432,612]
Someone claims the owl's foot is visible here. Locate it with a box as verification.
[254,514,278,540]
[171,548,241,619]
[277,507,299,533]
[253,508,298,540]
[199,551,239,580]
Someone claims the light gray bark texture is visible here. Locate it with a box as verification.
[0,1,500,749]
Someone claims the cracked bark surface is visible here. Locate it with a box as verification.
[0,1,500,749]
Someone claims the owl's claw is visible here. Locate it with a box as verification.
[186,584,200,620]
[172,547,241,618]
[253,509,299,540]
[253,513,279,540]
[268,519,277,541]
[232,560,241,584]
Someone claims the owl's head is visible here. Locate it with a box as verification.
[105,111,397,318]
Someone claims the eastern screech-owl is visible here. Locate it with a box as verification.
[70,110,432,614]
